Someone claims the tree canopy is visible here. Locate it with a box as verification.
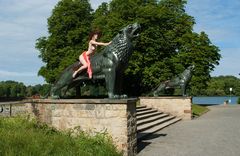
[0,81,51,98]
[36,0,221,96]
[0,81,26,98]
[204,76,240,96]
[36,0,93,83]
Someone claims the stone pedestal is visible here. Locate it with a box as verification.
[25,99,137,156]
[139,96,192,120]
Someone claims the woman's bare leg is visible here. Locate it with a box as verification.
[72,55,88,78]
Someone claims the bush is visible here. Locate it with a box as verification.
[238,97,240,104]
[0,116,121,156]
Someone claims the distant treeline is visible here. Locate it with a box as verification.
[0,75,240,98]
[198,76,240,96]
[0,81,51,98]
[0,80,106,98]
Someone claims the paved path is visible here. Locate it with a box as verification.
[138,105,240,156]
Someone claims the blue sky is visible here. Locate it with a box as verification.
[0,0,239,85]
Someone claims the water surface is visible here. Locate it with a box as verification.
[192,96,239,105]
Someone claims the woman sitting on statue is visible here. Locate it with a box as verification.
[72,30,111,78]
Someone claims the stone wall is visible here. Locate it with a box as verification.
[25,99,137,156]
[0,102,27,117]
[139,97,192,120]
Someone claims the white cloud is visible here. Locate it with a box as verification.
[0,0,59,58]
[90,0,110,10]
[186,0,240,44]
[186,0,240,78]
[0,0,58,14]
[0,70,45,85]
[0,0,58,85]
[0,70,36,77]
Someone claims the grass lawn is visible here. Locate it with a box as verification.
[192,104,209,118]
[0,116,121,156]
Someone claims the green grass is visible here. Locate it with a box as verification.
[0,116,121,156]
[192,104,209,117]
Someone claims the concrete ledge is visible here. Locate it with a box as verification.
[139,96,192,120]
[26,98,137,156]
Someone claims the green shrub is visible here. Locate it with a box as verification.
[0,116,121,156]
[238,97,240,104]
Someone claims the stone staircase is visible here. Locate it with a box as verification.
[137,105,181,140]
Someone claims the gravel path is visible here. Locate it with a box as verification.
[137,105,240,156]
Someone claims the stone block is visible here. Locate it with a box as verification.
[26,98,137,156]
[139,96,192,120]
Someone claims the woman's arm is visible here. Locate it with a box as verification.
[90,40,111,46]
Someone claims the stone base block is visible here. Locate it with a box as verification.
[25,98,137,156]
[139,96,192,120]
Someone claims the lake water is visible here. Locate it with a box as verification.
[192,96,239,105]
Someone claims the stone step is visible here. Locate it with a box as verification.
[136,105,147,109]
[136,109,158,116]
[137,116,176,133]
[136,107,152,112]
[136,111,163,121]
[137,113,169,126]
[137,117,182,140]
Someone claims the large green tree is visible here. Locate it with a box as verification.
[93,0,220,95]
[36,0,221,96]
[177,32,221,95]
[36,0,93,83]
